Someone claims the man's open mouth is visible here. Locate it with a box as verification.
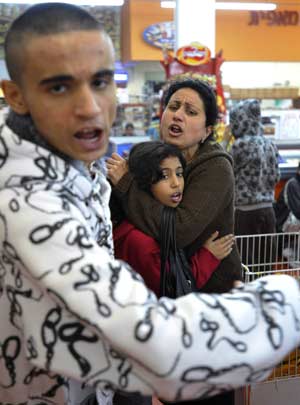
[75,128,102,141]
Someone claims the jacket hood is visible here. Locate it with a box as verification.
[229,99,262,138]
[6,109,71,161]
[3,109,107,178]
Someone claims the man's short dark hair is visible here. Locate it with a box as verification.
[128,141,186,193]
[162,78,218,127]
[4,2,102,83]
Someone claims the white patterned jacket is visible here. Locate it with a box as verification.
[1,121,300,404]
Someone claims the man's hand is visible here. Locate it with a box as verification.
[106,152,128,185]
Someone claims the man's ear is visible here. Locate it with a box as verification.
[1,79,29,114]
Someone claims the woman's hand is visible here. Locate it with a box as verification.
[106,152,128,186]
[204,231,234,260]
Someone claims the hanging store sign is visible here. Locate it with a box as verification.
[176,43,211,66]
[143,21,175,49]
[249,10,300,26]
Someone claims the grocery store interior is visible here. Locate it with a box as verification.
[0,0,300,179]
[0,1,300,404]
[0,0,300,180]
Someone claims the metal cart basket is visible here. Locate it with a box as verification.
[235,232,300,405]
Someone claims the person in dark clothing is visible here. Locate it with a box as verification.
[107,78,243,294]
[122,122,135,136]
[229,99,280,235]
[112,141,234,405]
[274,162,300,268]
[107,78,243,405]
[113,141,234,296]
[228,99,280,270]
[274,162,300,233]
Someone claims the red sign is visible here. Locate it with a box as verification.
[176,43,211,66]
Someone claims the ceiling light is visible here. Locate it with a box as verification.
[161,1,174,8]
[161,2,277,11]
[217,2,276,10]
[0,0,124,5]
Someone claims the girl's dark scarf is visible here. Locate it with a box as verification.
[159,206,198,298]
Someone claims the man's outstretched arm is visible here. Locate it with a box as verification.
[2,188,300,402]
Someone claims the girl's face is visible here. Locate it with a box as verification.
[151,156,184,208]
[160,87,212,159]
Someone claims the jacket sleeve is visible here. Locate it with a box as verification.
[3,187,300,402]
[273,142,281,184]
[114,223,161,296]
[114,156,234,248]
[287,179,300,220]
[190,247,220,289]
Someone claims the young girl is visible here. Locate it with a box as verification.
[112,141,234,297]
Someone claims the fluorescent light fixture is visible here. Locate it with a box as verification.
[217,2,276,10]
[161,2,277,11]
[161,1,174,8]
[114,72,128,82]
[0,0,124,5]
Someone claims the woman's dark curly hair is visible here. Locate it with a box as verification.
[162,77,218,128]
[128,141,186,193]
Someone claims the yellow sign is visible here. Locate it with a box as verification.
[176,43,211,66]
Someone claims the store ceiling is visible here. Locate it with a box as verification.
[131,0,300,4]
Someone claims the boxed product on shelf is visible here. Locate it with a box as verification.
[228,86,300,100]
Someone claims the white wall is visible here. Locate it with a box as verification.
[126,61,300,97]
[3,57,300,98]
[222,62,300,88]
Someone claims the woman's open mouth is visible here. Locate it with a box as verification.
[168,124,183,136]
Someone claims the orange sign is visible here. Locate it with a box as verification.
[176,43,211,66]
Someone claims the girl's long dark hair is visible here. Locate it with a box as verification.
[128,141,186,192]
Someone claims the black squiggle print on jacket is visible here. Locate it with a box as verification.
[0,119,300,405]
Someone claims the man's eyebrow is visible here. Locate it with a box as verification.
[94,69,114,78]
[39,75,73,86]
[39,69,115,86]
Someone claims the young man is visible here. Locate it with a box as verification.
[1,3,300,405]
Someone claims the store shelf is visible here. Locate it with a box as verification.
[226,87,300,100]
[112,102,152,137]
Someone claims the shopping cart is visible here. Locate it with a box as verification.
[235,232,300,405]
